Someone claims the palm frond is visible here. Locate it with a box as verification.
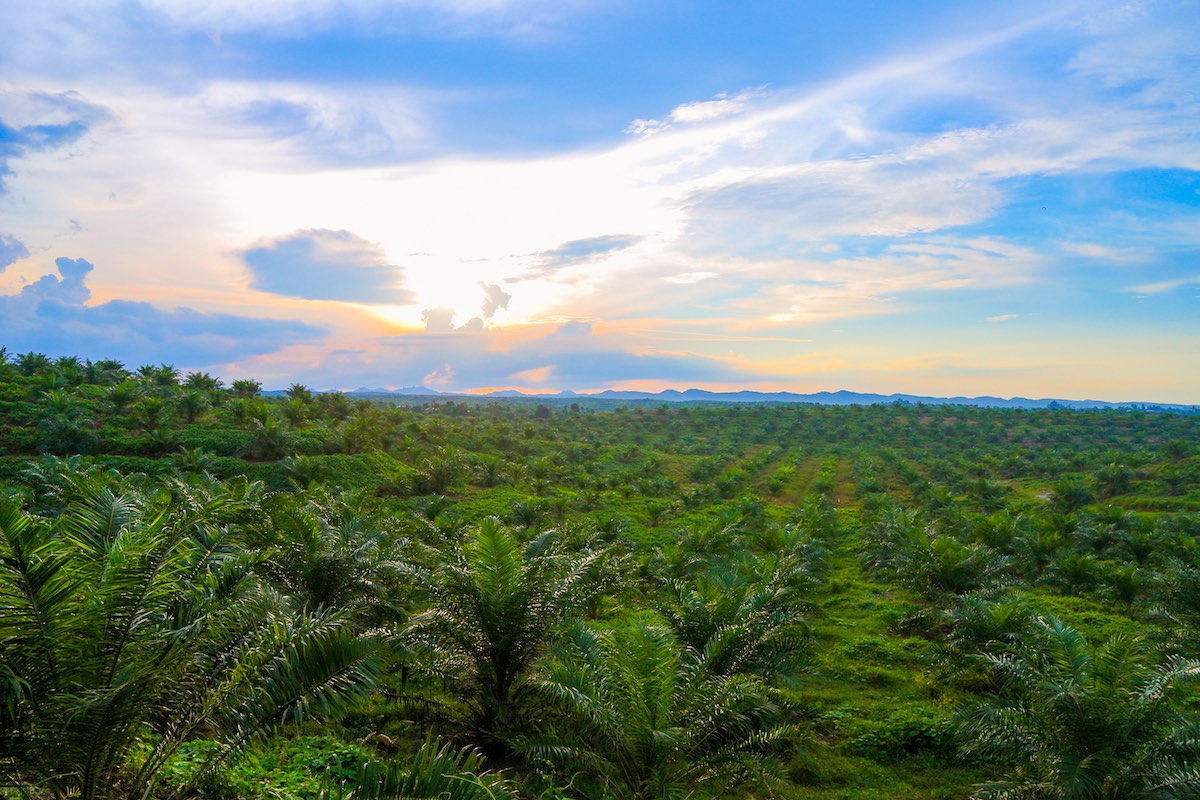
[323,737,513,800]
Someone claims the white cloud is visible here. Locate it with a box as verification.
[421,307,458,332]
[1059,242,1149,263]
[987,313,1019,323]
[193,81,434,163]
[626,87,764,138]
[729,237,1042,325]
[670,88,763,124]
[624,118,668,137]
[480,282,512,317]
[662,271,717,284]
[1130,275,1200,294]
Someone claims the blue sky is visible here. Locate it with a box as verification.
[0,0,1197,400]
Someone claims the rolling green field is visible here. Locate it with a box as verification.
[2,354,1199,800]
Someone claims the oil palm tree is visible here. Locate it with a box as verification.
[136,362,180,389]
[520,620,791,800]
[245,416,295,460]
[15,352,51,377]
[400,518,612,749]
[176,389,210,424]
[958,616,1200,799]
[103,380,141,415]
[249,488,406,626]
[0,487,382,800]
[19,455,120,515]
[654,563,810,682]
[928,594,1034,690]
[230,378,262,398]
[183,371,223,392]
[864,507,1011,599]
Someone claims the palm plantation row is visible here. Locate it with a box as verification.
[2,350,1200,799]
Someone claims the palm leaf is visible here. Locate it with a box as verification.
[323,736,513,800]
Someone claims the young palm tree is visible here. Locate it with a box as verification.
[0,486,382,800]
[928,594,1034,690]
[1157,560,1200,653]
[958,616,1200,800]
[654,563,811,682]
[245,416,295,460]
[864,507,1011,599]
[520,620,791,800]
[19,455,120,515]
[249,488,406,626]
[400,518,613,748]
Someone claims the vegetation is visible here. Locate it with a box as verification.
[1,349,1199,799]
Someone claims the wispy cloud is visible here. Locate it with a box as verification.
[517,234,644,279]
[134,0,618,38]
[1059,242,1148,263]
[662,271,717,285]
[710,237,1042,326]
[0,90,112,190]
[627,87,764,137]
[1130,275,1200,294]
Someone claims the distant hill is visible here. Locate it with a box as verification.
[321,386,1196,412]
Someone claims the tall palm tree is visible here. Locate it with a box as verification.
[230,378,263,398]
[520,620,791,800]
[103,380,141,415]
[0,485,382,800]
[958,616,1200,800]
[183,371,223,392]
[15,352,51,377]
[401,518,612,748]
[176,389,210,424]
[88,359,128,385]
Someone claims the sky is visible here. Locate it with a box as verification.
[1,1,1198,401]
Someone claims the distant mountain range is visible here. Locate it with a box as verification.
[323,386,1195,412]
